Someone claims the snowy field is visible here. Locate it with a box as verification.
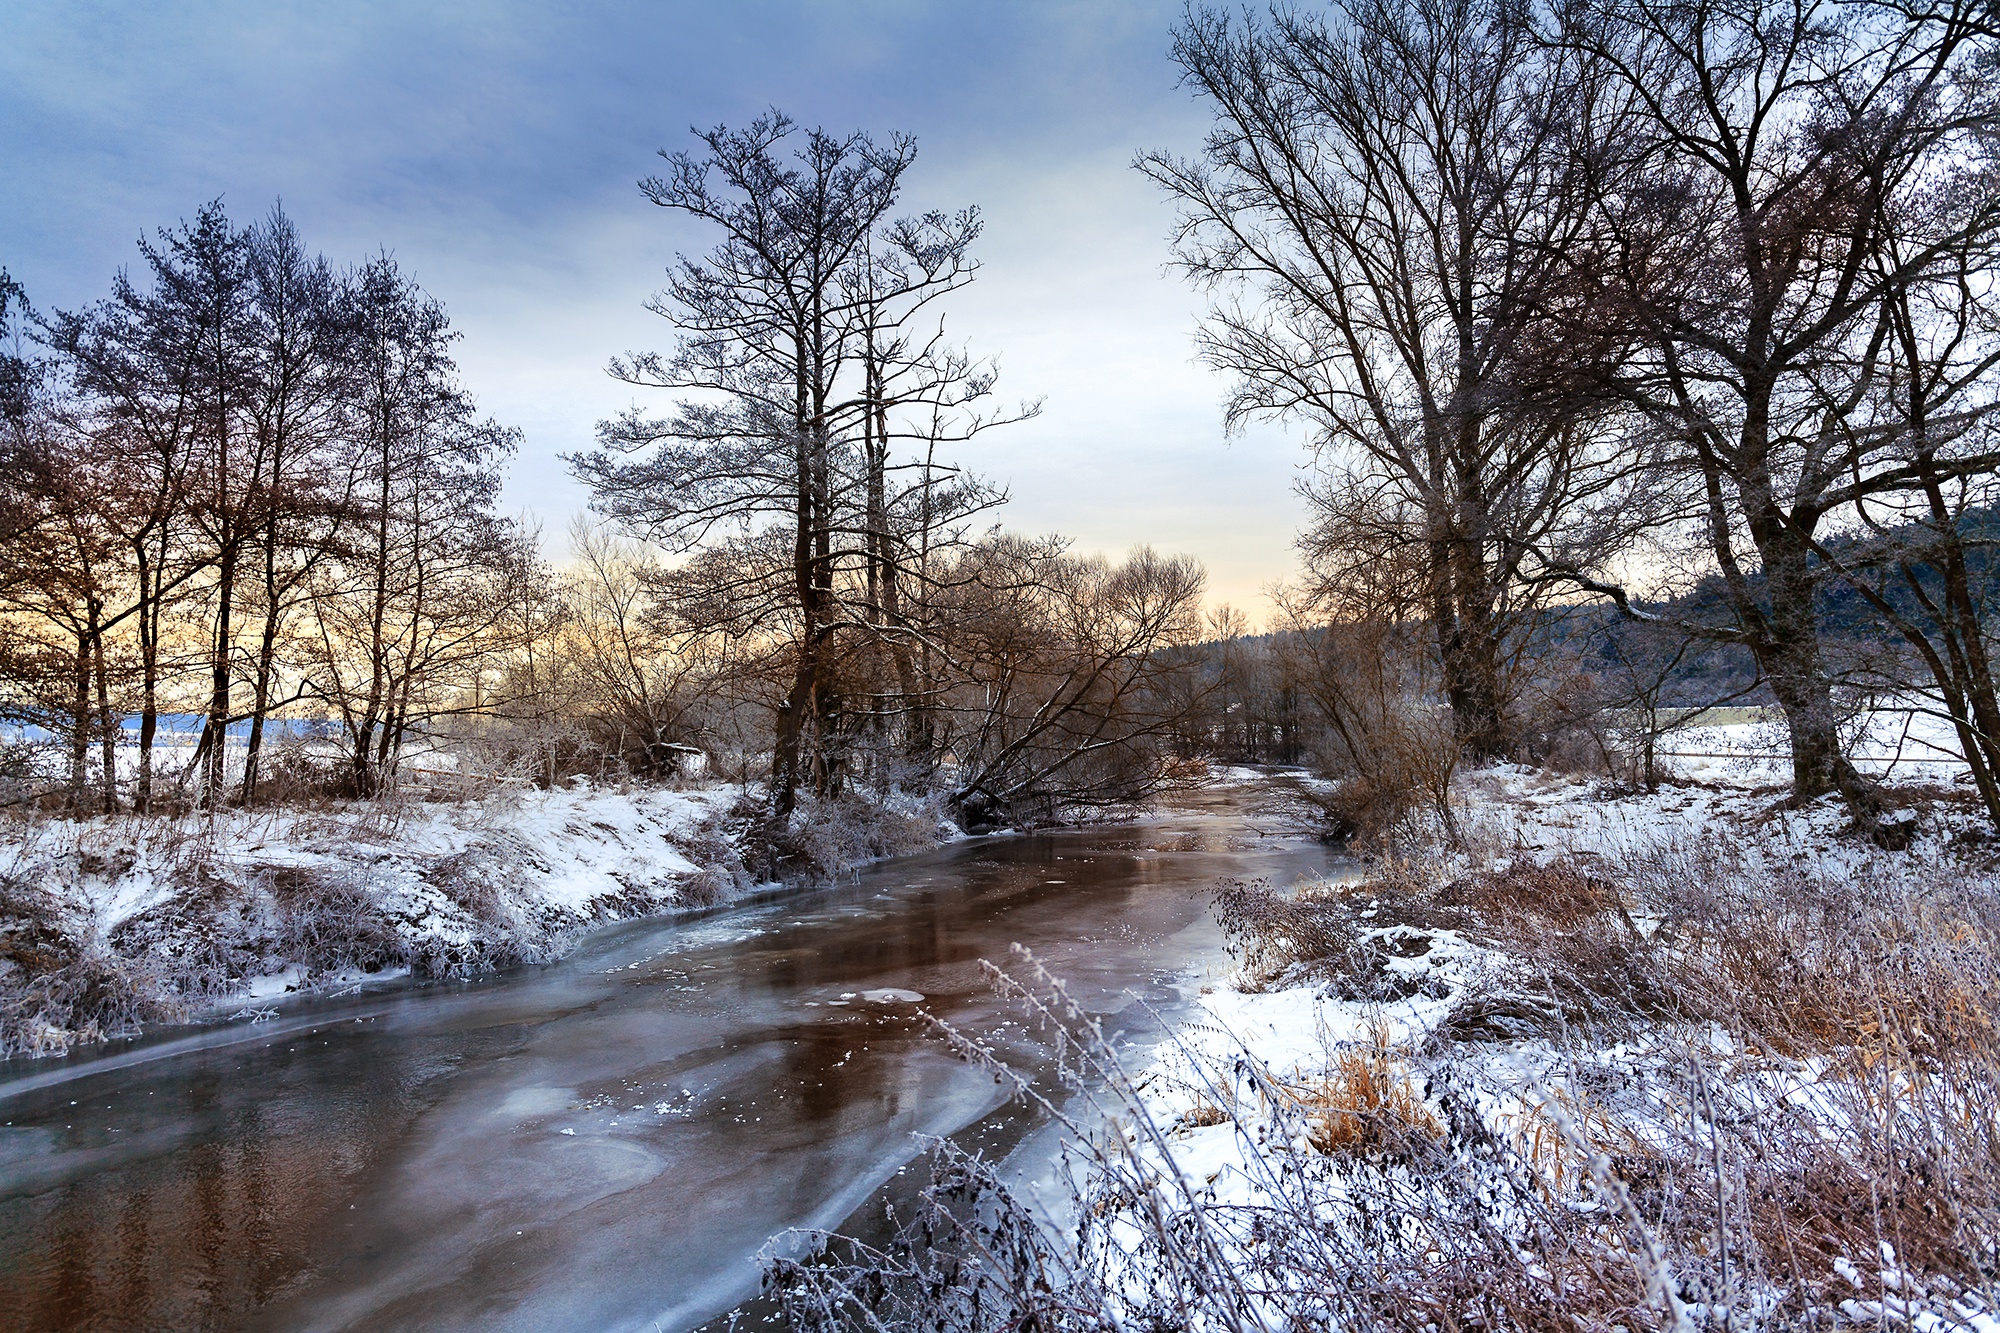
[1050,753,2000,1330]
[1657,702,1974,786]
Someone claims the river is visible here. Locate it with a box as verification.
[0,776,1340,1332]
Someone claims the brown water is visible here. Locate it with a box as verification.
[0,778,1338,1332]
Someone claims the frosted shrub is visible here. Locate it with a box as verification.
[768,836,2000,1331]
[776,790,951,879]
[270,867,410,982]
[0,876,184,1057]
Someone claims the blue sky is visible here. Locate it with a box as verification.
[0,1,1307,620]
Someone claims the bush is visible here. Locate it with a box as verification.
[270,868,411,981]
[0,953,179,1058]
[0,879,183,1057]
[106,868,261,1003]
[1279,618,1463,844]
[771,791,947,879]
[1211,876,1367,990]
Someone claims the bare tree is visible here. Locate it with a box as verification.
[9,207,536,813]
[1542,0,2000,821]
[95,205,267,807]
[309,255,525,795]
[44,216,224,811]
[235,207,357,803]
[1590,616,1760,792]
[0,319,135,809]
[573,112,1019,821]
[540,520,707,778]
[1141,0,1645,760]
[929,542,1209,828]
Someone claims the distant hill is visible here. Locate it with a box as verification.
[1558,512,2000,707]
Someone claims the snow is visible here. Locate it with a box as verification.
[11,782,741,934]
[1649,699,1975,786]
[1072,748,2000,1328]
[0,782,764,1042]
[858,988,925,1004]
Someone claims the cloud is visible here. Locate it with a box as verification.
[0,0,1306,619]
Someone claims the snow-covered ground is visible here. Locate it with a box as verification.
[1656,701,1974,786]
[0,779,954,1057]
[1050,753,2000,1329]
[16,781,741,941]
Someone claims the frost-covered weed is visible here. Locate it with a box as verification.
[0,870,187,1056]
[769,814,2000,1331]
[0,951,181,1058]
[269,868,412,981]
[774,789,952,880]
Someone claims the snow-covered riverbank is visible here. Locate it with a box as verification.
[777,762,2000,1329]
[1088,768,2000,1329]
[0,780,953,1057]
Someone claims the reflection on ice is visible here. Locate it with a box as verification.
[0,784,1339,1333]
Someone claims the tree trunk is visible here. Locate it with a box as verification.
[240,519,284,804]
[771,411,815,823]
[93,611,117,813]
[68,632,90,810]
[352,451,395,799]
[1440,613,1504,760]
[1744,521,1875,812]
[135,543,160,814]
[200,545,238,805]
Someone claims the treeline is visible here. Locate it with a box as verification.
[1139,0,2000,837]
[14,0,2000,841]
[0,206,532,812]
[0,164,1214,831]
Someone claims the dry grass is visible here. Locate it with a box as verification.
[269,867,413,981]
[1179,1097,1232,1129]
[0,875,187,1057]
[1211,875,1362,989]
[771,812,2000,1332]
[1291,1046,1445,1158]
[1446,836,2000,1319]
[1436,858,1633,929]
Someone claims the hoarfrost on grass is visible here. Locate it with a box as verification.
[767,759,2000,1332]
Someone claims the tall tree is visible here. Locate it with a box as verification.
[1546,0,2000,817]
[1142,0,1641,759]
[574,113,1013,821]
[311,256,523,796]
[0,271,42,555]
[235,207,355,803]
[0,277,133,808]
[140,206,260,805]
[43,210,232,811]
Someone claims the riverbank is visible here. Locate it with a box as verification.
[1072,768,2000,1329]
[0,779,953,1058]
[766,762,2000,1330]
[0,774,1321,1333]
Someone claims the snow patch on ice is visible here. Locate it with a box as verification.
[859,988,925,1004]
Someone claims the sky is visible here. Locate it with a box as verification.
[0,1,1310,623]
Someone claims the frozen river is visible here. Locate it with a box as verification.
[0,777,1338,1332]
